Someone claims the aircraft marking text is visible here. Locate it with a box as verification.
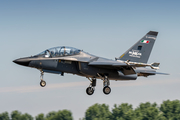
[129,50,142,58]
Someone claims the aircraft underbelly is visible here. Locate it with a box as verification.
[79,62,137,80]
[29,60,137,80]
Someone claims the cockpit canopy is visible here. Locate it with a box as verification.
[37,46,81,58]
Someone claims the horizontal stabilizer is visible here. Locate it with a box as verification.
[155,72,169,75]
[137,71,169,77]
[140,71,169,75]
[135,67,169,77]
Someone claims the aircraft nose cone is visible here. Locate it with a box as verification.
[13,58,31,66]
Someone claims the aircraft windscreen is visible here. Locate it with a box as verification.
[37,46,81,57]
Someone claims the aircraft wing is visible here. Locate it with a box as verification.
[136,68,169,77]
[88,60,136,75]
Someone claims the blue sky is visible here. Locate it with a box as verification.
[0,0,180,119]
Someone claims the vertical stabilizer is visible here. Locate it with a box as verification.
[118,31,158,63]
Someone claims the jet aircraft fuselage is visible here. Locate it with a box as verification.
[13,31,168,95]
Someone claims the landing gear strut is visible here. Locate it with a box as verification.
[40,70,46,87]
[102,75,111,95]
[86,78,96,95]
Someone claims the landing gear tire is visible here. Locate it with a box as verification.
[103,86,111,95]
[40,80,46,87]
[86,87,94,95]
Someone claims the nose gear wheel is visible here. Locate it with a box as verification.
[40,80,46,87]
[86,87,94,95]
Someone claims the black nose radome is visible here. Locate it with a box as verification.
[13,58,31,66]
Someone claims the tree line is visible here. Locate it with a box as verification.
[0,100,180,120]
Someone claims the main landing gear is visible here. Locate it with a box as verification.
[86,75,111,95]
[40,70,46,87]
[102,75,111,95]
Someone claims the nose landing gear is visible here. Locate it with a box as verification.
[86,87,94,95]
[86,78,96,95]
[40,70,46,87]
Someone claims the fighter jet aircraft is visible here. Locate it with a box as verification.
[13,31,168,95]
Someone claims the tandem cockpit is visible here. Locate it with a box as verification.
[37,46,81,58]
